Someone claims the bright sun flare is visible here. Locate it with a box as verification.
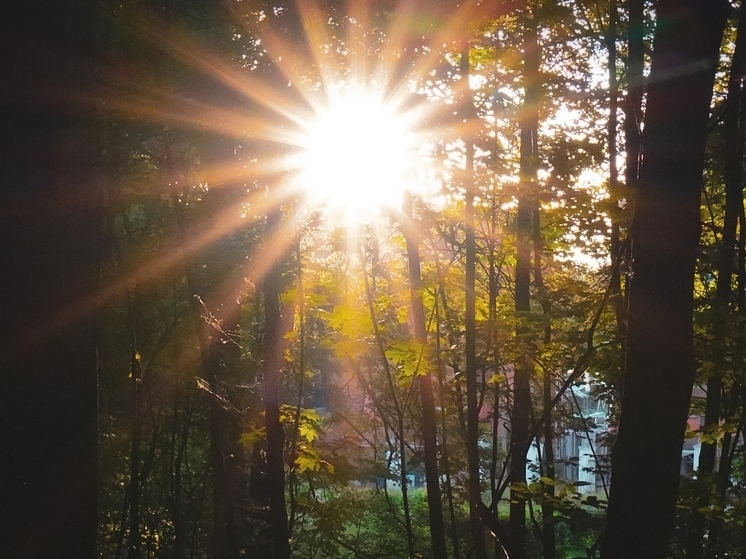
[297,86,422,222]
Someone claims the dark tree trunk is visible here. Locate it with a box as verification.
[262,206,291,559]
[203,322,244,559]
[687,7,746,556]
[510,199,532,559]
[127,338,143,559]
[404,193,448,559]
[533,210,554,559]
[0,2,100,558]
[624,0,645,190]
[614,0,644,381]
[608,0,619,201]
[434,258,462,559]
[509,13,539,559]
[707,384,742,556]
[462,39,488,559]
[608,0,628,353]
[600,2,729,558]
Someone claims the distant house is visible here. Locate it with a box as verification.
[506,375,611,496]
[314,362,701,495]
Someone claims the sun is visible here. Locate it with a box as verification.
[296,84,423,223]
[119,1,457,229]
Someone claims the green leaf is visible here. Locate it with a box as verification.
[239,428,266,447]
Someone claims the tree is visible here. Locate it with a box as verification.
[262,203,293,559]
[403,192,448,559]
[600,1,729,557]
[461,37,489,559]
[0,1,100,558]
[686,6,746,556]
[509,7,540,558]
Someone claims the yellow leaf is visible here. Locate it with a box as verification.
[299,423,319,442]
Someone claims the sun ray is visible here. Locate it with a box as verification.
[346,0,371,86]
[255,25,327,113]
[243,213,300,289]
[10,0,512,374]
[131,17,311,126]
[7,177,299,357]
[5,206,245,357]
[102,2,490,323]
[190,209,303,337]
[385,0,479,108]
[385,75,477,146]
[297,0,345,94]
[371,0,419,89]
[99,77,302,145]
[420,113,487,146]
[195,156,296,190]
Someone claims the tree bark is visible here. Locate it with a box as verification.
[533,210,554,559]
[608,0,628,357]
[126,312,143,559]
[462,38,488,559]
[434,255,462,559]
[263,206,291,559]
[600,2,729,558]
[624,0,645,190]
[687,7,746,556]
[404,193,448,559]
[0,2,100,558]
[509,12,539,559]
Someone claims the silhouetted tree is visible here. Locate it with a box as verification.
[601,2,729,557]
[0,1,100,558]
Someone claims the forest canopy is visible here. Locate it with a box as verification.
[0,1,743,558]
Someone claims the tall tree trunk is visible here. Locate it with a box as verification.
[608,0,619,201]
[624,0,645,191]
[126,301,143,559]
[0,2,100,558]
[287,239,305,536]
[404,193,448,559]
[608,0,628,353]
[263,206,291,559]
[462,38,488,559]
[600,2,729,558]
[510,11,539,559]
[687,6,746,557]
[533,211,554,559]
[435,256,462,559]
[616,0,644,381]
[486,205,506,559]
[207,396,242,559]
